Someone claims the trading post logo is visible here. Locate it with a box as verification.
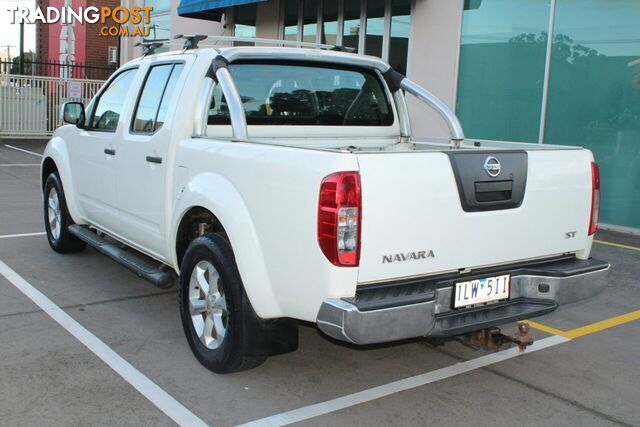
[5,5,154,37]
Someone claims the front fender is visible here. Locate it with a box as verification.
[42,135,86,224]
[171,172,281,319]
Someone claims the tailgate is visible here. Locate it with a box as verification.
[356,149,594,283]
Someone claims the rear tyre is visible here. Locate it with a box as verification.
[179,234,266,373]
[43,173,86,254]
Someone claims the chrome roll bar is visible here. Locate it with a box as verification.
[214,66,248,141]
[399,78,465,147]
[197,53,463,146]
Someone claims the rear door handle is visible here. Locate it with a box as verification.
[104,148,116,155]
[146,156,162,164]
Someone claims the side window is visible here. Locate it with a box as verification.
[92,69,138,131]
[133,63,184,133]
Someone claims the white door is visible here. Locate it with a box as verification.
[115,62,186,259]
[70,68,139,233]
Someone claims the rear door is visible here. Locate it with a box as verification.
[115,61,186,259]
[356,148,594,283]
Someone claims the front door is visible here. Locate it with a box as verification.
[71,68,139,234]
[115,62,186,259]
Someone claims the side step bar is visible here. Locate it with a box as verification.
[68,225,175,289]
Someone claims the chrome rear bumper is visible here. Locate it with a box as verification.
[317,257,610,345]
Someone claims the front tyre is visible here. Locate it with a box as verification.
[43,173,86,253]
[179,234,266,373]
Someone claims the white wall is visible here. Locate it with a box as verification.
[406,0,463,138]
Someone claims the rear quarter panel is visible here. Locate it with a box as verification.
[172,139,360,321]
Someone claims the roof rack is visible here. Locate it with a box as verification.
[174,34,209,50]
[134,39,169,55]
[137,34,356,53]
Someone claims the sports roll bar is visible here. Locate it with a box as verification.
[197,53,464,147]
[399,78,465,147]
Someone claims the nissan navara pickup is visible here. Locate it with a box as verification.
[42,39,610,373]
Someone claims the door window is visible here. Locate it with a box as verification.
[92,69,138,131]
[132,63,184,133]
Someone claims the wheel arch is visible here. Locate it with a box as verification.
[41,137,84,224]
[171,172,281,318]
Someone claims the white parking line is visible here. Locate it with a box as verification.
[0,164,40,167]
[239,335,569,427]
[0,232,46,239]
[4,145,44,158]
[0,259,209,427]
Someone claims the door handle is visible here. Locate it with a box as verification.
[146,156,162,164]
[104,148,116,156]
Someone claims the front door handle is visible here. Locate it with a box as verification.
[146,156,162,164]
[104,148,116,155]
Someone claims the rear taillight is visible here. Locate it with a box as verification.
[318,172,361,266]
[589,162,600,235]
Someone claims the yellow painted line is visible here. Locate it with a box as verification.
[526,321,570,338]
[528,310,640,339]
[561,310,640,339]
[594,239,640,252]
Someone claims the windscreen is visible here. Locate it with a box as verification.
[208,62,394,126]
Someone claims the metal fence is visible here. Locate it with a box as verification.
[0,60,116,81]
[0,74,104,138]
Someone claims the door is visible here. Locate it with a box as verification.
[70,68,139,233]
[115,62,186,259]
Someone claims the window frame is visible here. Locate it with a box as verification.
[130,60,186,135]
[206,60,395,127]
[87,66,139,133]
[279,0,412,67]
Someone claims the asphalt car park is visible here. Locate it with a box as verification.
[1,140,639,426]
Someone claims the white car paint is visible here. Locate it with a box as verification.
[43,47,597,323]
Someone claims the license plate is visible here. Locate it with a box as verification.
[453,274,510,308]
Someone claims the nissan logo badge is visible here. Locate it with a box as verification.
[484,156,501,177]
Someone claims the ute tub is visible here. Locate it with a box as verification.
[316,257,610,344]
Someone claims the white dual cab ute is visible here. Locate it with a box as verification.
[43,35,610,373]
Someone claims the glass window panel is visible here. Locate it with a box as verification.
[144,0,170,15]
[133,64,173,133]
[302,0,318,43]
[148,14,171,50]
[342,0,361,51]
[389,0,411,74]
[544,0,640,228]
[321,0,339,45]
[364,0,385,57]
[234,4,257,45]
[283,0,299,41]
[455,0,550,142]
[155,64,184,131]
[208,63,393,126]
[92,69,138,131]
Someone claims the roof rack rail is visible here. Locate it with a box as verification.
[174,34,208,50]
[135,35,356,53]
[200,35,357,52]
[134,39,169,55]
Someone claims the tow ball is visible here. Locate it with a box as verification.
[467,322,533,352]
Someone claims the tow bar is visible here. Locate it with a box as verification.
[467,322,534,352]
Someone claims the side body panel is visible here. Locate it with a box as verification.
[171,139,360,321]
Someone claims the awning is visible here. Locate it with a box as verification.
[177,0,267,21]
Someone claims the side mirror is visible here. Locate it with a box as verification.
[61,102,85,128]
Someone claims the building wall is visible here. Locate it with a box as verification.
[84,0,120,69]
[405,0,462,138]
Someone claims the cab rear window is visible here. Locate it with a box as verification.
[208,62,394,126]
